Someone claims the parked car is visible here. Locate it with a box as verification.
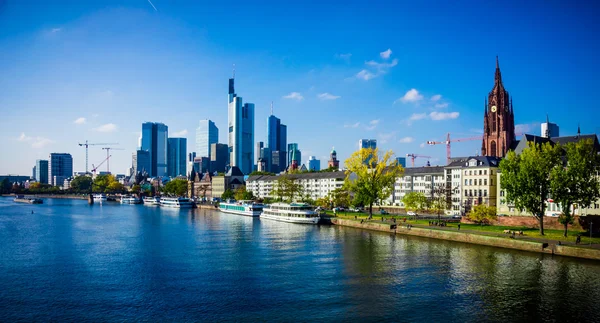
[348,207,360,213]
[380,209,389,215]
[333,207,346,212]
[407,211,416,216]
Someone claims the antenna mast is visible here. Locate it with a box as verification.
[232,64,235,79]
[271,101,273,115]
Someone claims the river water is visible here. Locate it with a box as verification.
[1,197,599,322]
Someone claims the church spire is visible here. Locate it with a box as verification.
[484,98,488,115]
[495,56,502,85]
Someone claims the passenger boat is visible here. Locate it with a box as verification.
[93,194,107,202]
[14,195,43,204]
[160,197,194,208]
[120,196,142,204]
[219,200,263,217]
[143,196,161,206]
[261,202,320,224]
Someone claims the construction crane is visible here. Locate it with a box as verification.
[91,155,112,175]
[101,147,125,173]
[426,132,524,164]
[406,154,432,167]
[78,141,118,173]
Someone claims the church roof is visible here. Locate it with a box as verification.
[513,133,600,155]
[226,166,244,177]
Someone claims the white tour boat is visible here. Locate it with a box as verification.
[120,196,142,204]
[93,194,107,202]
[143,196,161,206]
[219,200,263,217]
[261,202,320,224]
[160,197,194,208]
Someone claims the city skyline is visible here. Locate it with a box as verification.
[2,1,600,175]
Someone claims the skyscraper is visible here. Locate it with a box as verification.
[541,115,559,138]
[141,122,168,177]
[359,139,377,150]
[308,156,320,171]
[287,143,301,169]
[267,109,287,173]
[167,138,187,177]
[396,157,407,168]
[196,120,218,158]
[227,77,254,174]
[49,153,73,186]
[187,152,197,177]
[35,159,48,184]
[132,150,150,175]
[210,143,229,173]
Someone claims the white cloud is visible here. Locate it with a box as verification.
[398,137,414,143]
[74,117,86,125]
[17,133,54,148]
[356,69,376,81]
[378,131,396,144]
[344,122,360,128]
[365,58,398,69]
[51,28,62,33]
[94,123,118,132]
[171,129,188,137]
[365,119,380,131]
[429,111,459,120]
[283,92,304,101]
[515,122,540,134]
[434,102,449,109]
[335,53,352,63]
[431,94,442,102]
[409,113,428,121]
[397,88,424,103]
[92,114,100,118]
[380,48,392,59]
[419,143,426,148]
[318,93,341,100]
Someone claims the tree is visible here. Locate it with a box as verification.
[106,181,124,193]
[130,185,141,194]
[344,148,404,218]
[500,141,562,235]
[221,189,234,200]
[402,192,428,214]
[234,185,254,201]
[315,197,329,209]
[271,175,304,202]
[550,139,600,237]
[0,178,10,194]
[248,171,275,176]
[70,176,93,193]
[329,188,350,208]
[162,179,188,197]
[92,174,113,193]
[468,204,497,225]
[430,185,450,222]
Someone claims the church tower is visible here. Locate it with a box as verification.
[481,57,515,157]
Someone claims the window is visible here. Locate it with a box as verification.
[229,126,233,133]
[479,190,482,197]
[484,179,487,185]
[500,190,504,197]
[484,170,487,175]
[469,170,472,175]
[465,179,468,186]
[479,170,482,175]
[469,179,472,185]
[484,190,487,197]
[478,179,482,185]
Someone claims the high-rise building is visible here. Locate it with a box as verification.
[308,156,320,171]
[396,157,407,168]
[227,77,254,174]
[259,147,272,173]
[210,143,229,173]
[49,153,73,186]
[287,143,301,169]
[132,150,151,176]
[359,139,377,150]
[187,152,197,177]
[196,120,218,158]
[541,115,559,138]
[167,138,187,177]
[32,166,36,181]
[141,122,168,177]
[481,57,516,158]
[271,151,282,173]
[267,111,287,173]
[193,157,211,174]
[35,159,48,184]
[256,142,264,165]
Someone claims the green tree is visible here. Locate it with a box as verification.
[271,175,304,202]
[468,204,497,225]
[329,188,350,208]
[163,179,188,197]
[402,192,428,214]
[92,174,113,193]
[315,197,329,209]
[70,176,93,193]
[430,185,450,222]
[248,171,275,176]
[550,139,600,237]
[0,178,10,194]
[222,189,234,200]
[500,142,562,235]
[234,185,254,201]
[106,181,124,193]
[344,148,404,218]
[130,184,141,194]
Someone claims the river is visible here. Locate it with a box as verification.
[0,197,599,322]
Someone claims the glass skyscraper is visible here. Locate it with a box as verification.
[308,156,320,171]
[141,122,168,177]
[196,120,218,158]
[359,139,377,150]
[132,150,151,175]
[35,159,48,184]
[227,78,254,175]
[167,138,187,177]
[48,153,73,186]
[287,143,301,169]
[267,114,287,173]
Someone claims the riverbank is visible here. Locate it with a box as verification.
[332,218,600,261]
[2,194,88,200]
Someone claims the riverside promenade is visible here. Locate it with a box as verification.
[332,217,600,261]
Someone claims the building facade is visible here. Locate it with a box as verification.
[481,57,515,158]
[141,122,168,177]
[541,115,559,138]
[132,150,151,176]
[49,153,73,186]
[167,137,187,177]
[392,166,445,207]
[458,156,501,215]
[247,172,347,201]
[308,156,320,171]
[210,143,229,173]
[187,152,196,177]
[196,119,218,158]
[228,78,254,174]
[267,113,287,173]
[396,157,406,168]
[35,159,49,184]
[328,148,340,170]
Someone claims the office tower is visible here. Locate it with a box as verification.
[227,77,254,174]
[267,109,287,173]
[541,115,559,138]
[48,153,73,186]
[271,151,281,173]
[359,139,377,150]
[256,142,264,165]
[396,157,407,168]
[196,120,218,158]
[287,143,301,169]
[210,143,229,173]
[193,157,211,174]
[187,152,197,177]
[167,138,187,177]
[32,166,36,181]
[259,147,271,173]
[308,156,320,171]
[132,150,151,175]
[141,122,168,177]
[35,160,49,184]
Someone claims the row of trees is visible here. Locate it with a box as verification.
[500,139,600,236]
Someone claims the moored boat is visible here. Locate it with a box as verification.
[143,196,161,206]
[219,200,263,217]
[160,197,193,208]
[120,196,142,204]
[261,202,320,224]
[93,194,107,202]
[14,195,43,204]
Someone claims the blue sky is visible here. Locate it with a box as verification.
[1,0,599,175]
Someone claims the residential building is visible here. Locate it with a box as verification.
[267,110,287,173]
[396,157,406,168]
[228,77,254,175]
[210,143,229,173]
[392,166,445,207]
[458,156,501,215]
[287,143,301,169]
[247,171,350,201]
[132,150,151,176]
[541,115,559,138]
[35,159,49,184]
[141,122,168,177]
[49,153,73,186]
[167,138,187,177]
[308,156,320,171]
[196,119,218,158]
[327,147,340,170]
